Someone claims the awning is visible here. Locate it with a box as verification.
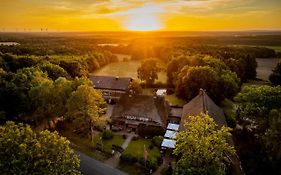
[167,123,180,131]
[161,139,176,149]
[156,89,167,96]
[164,130,177,139]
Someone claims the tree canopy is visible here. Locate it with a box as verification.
[176,65,240,103]
[234,85,281,175]
[137,59,159,85]
[174,113,235,175]
[269,61,281,86]
[0,121,80,175]
[66,85,107,135]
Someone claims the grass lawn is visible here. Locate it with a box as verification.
[60,129,108,161]
[165,93,187,107]
[142,88,155,96]
[123,138,161,162]
[92,60,167,84]
[60,124,125,161]
[119,138,161,175]
[102,135,124,153]
[265,46,281,53]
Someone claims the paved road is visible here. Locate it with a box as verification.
[75,150,127,175]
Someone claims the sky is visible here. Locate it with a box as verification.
[0,0,281,31]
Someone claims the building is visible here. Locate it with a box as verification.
[89,75,132,102]
[179,89,244,175]
[111,94,170,132]
[168,107,182,124]
[180,89,227,130]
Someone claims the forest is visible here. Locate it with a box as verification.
[0,32,281,175]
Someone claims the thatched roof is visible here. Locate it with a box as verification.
[180,89,244,175]
[89,75,132,91]
[180,89,227,130]
[111,94,170,127]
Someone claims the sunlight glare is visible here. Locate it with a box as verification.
[126,13,162,31]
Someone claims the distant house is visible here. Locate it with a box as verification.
[111,94,170,132]
[89,75,132,102]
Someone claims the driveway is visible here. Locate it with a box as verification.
[75,150,127,175]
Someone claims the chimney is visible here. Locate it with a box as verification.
[199,88,205,95]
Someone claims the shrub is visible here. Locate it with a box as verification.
[102,129,113,140]
[132,136,139,141]
[148,144,154,150]
[138,124,165,138]
[122,134,127,139]
[120,153,138,163]
[152,136,164,147]
[139,157,157,171]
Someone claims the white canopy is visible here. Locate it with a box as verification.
[164,130,177,139]
[156,89,167,96]
[167,123,180,131]
[161,139,176,149]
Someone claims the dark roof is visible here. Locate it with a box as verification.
[180,89,227,130]
[169,107,183,117]
[180,89,244,175]
[111,94,170,127]
[89,76,132,91]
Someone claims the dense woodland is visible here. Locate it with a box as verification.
[0,32,281,175]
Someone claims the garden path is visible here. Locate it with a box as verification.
[105,133,135,168]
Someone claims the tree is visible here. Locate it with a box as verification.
[37,61,69,80]
[176,66,239,103]
[234,85,281,174]
[128,79,142,94]
[263,109,281,160]
[0,121,80,175]
[176,66,218,101]
[174,114,235,175]
[3,67,50,118]
[137,59,159,85]
[66,85,107,136]
[234,85,281,132]
[269,62,281,85]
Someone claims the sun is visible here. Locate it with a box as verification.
[125,14,162,31]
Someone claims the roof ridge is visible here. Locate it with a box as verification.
[200,88,208,113]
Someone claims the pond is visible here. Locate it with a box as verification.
[0,42,20,46]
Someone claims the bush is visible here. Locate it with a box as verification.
[152,136,164,147]
[139,157,157,171]
[138,124,165,138]
[102,129,113,140]
[122,134,127,139]
[120,153,138,163]
[132,136,139,141]
[148,144,154,150]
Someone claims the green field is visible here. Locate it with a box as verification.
[92,60,167,83]
[265,46,281,53]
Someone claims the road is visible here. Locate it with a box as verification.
[75,150,127,175]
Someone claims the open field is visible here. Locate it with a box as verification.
[92,60,167,83]
[265,46,281,53]
[256,58,280,80]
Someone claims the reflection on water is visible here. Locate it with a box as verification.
[0,42,20,46]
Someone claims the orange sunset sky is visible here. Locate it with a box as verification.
[0,0,281,32]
